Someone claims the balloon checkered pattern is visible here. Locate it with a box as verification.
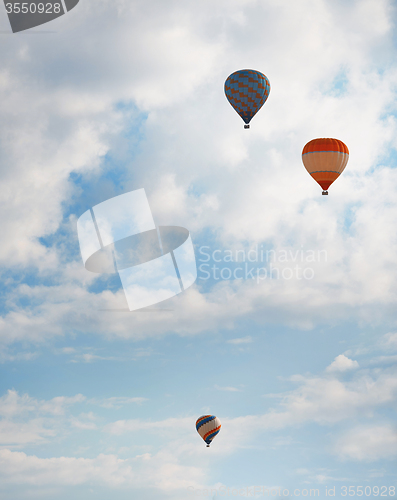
[224,69,271,125]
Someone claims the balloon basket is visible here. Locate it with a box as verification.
[206,444,210,447]
[322,191,328,195]
[244,124,250,129]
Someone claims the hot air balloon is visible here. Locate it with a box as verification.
[302,138,349,195]
[196,415,221,447]
[224,69,270,129]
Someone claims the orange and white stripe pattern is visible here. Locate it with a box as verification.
[196,415,221,447]
[302,138,349,192]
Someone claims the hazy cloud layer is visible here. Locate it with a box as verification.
[0,0,397,348]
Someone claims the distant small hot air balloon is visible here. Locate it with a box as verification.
[224,69,270,129]
[196,415,221,447]
[302,138,349,195]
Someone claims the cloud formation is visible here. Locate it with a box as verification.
[326,354,359,372]
[335,425,397,461]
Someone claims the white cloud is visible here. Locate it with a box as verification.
[381,332,397,350]
[326,355,359,372]
[227,336,253,345]
[0,448,205,493]
[0,420,57,446]
[369,355,397,366]
[0,391,86,446]
[89,397,148,409]
[270,369,397,426]
[74,353,117,363]
[61,347,76,354]
[335,425,397,461]
[39,395,86,416]
[0,449,134,487]
[0,390,85,419]
[0,389,153,448]
[0,349,38,363]
[70,417,98,431]
[1,260,396,350]
[214,385,242,392]
[105,417,191,437]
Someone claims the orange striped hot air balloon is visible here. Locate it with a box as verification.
[196,415,221,447]
[302,138,349,195]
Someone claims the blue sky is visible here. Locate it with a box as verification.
[0,0,397,499]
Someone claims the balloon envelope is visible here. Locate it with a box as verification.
[196,415,221,446]
[302,138,349,193]
[224,70,270,127]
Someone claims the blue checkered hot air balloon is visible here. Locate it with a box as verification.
[224,69,271,129]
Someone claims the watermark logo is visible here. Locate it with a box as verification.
[198,246,327,283]
[187,485,395,498]
[187,485,322,497]
[4,0,79,33]
[77,189,197,311]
